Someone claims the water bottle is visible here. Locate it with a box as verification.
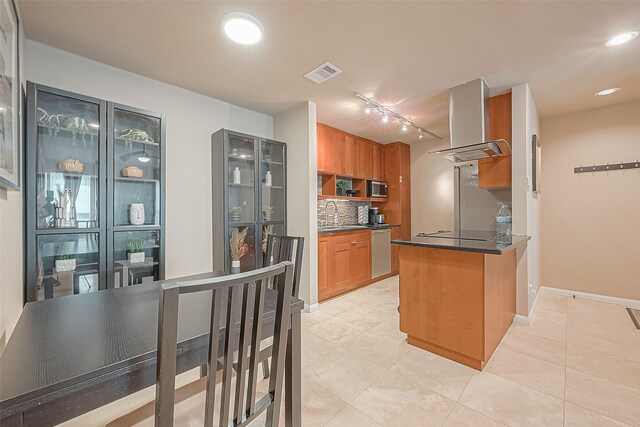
[496,204,512,236]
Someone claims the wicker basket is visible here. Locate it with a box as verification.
[121,166,144,178]
[57,159,85,173]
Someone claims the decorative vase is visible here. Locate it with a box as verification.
[231,212,241,222]
[129,203,145,225]
[264,212,271,221]
[128,252,145,264]
[55,258,76,272]
[231,260,241,274]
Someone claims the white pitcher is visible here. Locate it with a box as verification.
[129,204,145,225]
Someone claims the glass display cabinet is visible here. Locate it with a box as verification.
[25,83,165,302]
[211,129,286,273]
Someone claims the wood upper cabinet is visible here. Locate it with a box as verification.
[318,236,330,296]
[317,123,334,172]
[357,138,373,178]
[318,230,372,301]
[344,134,358,177]
[316,123,384,181]
[479,92,512,189]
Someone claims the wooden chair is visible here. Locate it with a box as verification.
[260,235,304,378]
[153,262,295,427]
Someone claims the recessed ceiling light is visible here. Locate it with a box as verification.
[606,31,638,46]
[595,88,620,96]
[222,12,263,45]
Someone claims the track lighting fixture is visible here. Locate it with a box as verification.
[354,92,441,140]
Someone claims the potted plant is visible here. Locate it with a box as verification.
[230,227,249,273]
[127,239,146,264]
[336,180,348,196]
[263,205,274,221]
[229,206,242,222]
[55,249,76,273]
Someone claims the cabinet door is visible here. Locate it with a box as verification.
[316,124,333,172]
[351,239,372,286]
[373,143,384,181]
[332,130,346,176]
[479,93,512,189]
[331,241,353,292]
[344,134,358,177]
[318,236,330,300]
[357,139,373,178]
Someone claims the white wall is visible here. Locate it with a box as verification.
[511,84,541,315]
[540,101,640,301]
[23,40,273,283]
[0,15,25,354]
[273,102,318,310]
[410,139,454,234]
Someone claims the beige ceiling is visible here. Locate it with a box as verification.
[19,0,640,144]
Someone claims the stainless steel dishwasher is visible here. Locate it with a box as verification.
[371,228,391,278]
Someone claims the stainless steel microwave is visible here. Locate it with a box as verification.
[367,180,388,198]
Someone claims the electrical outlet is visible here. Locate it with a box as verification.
[528,283,539,295]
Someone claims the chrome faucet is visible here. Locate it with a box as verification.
[325,201,339,226]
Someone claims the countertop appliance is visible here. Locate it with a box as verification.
[367,180,388,198]
[371,228,391,278]
[368,207,385,225]
[430,78,511,163]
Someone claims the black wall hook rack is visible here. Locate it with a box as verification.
[574,161,640,174]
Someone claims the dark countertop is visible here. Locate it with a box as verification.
[318,224,400,235]
[391,230,530,255]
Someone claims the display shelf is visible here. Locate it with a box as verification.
[37,123,99,138]
[114,136,159,146]
[114,177,160,183]
[230,182,254,187]
[228,155,255,162]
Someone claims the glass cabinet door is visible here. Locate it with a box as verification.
[260,140,285,223]
[36,233,100,300]
[113,230,161,287]
[112,108,161,227]
[227,133,256,224]
[261,222,285,266]
[35,91,101,230]
[228,225,256,272]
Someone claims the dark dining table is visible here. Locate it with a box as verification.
[0,271,303,427]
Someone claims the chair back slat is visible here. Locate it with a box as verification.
[265,235,305,298]
[233,281,256,423]
[246,278,266,414]
[219,285,240,426]
[204,288,223,427]
[154,262,294,427]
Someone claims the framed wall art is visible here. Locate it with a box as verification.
[0,0,21,191]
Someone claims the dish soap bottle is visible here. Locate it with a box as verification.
[496,204,512,236]
[233,167,241,184]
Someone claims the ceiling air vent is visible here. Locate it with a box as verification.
[304,62,342,84]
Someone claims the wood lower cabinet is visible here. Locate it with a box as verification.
[318,236,330,296]
[479,92,512,189]
[318,230,372,301]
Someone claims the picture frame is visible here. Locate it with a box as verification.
[532,134,541,194]
[0,0,21,191]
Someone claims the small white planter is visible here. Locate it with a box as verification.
[128,252,145,264]
[231,260,241,274]
[55,258,76,272]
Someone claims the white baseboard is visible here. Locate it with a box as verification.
[512,287,541,326]
[542,286,640,309]
[513,314,530,326]
[304,303,320,313]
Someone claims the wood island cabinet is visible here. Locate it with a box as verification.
[318,230,372,301]
[478,92,512,189]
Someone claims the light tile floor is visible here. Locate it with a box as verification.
[62,275,640,426]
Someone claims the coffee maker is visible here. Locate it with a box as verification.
[368,207,385,225]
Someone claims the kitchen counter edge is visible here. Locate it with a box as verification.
[318,224,400,235]
[391,235,530,255]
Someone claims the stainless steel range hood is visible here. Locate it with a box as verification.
[432,78,510,163]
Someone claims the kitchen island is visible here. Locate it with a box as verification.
[392,230,530,370]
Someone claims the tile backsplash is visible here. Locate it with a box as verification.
[317,199,371,227]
